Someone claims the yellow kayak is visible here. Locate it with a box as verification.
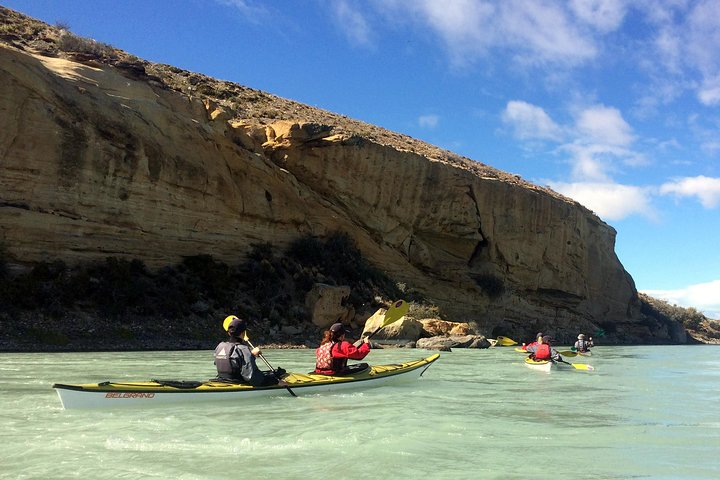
[53,354,440,409]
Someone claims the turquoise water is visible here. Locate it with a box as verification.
[1,346,718,479]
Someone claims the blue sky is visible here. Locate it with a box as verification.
[5,0,719,318]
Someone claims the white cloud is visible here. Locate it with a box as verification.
[332,1,373,47]
[685,0,720,78]
[411,0,496,64]
[418,114,439,128]
[643,280,720,320]
[498,0,597,64]
[641,0,720,108]
[553,104,640,182]
[384,0,598,67]
[575,105,634,147]
[698,75,720,106]
[501,100,563,141]
[569,0,627,33]
[548,181,655,220]
[660,175,720,208]
[215,0,270,19]
[503,101,644,184]
[561,143,616,181]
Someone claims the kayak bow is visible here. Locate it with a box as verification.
[53,354,440,409]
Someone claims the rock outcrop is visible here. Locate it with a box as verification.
[0,8,687,344]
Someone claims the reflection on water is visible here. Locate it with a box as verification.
[1,346,719,479]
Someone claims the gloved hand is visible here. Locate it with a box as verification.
[274,367,287,378]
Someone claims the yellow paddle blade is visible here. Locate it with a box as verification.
[382,300,409,327]
[222,315,238,331]
[571,363,594,371]
[559,350,578,357]
[496,336,517,346]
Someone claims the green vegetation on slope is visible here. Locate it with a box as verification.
[0,232,408,350]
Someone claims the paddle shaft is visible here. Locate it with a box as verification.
[352,327,381,347]
[245,338,297,397]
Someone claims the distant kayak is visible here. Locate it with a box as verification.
[514,347,527,353]
[53,354,440,409]
[524,357,595,372]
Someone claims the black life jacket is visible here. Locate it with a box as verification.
[214,340,242,380]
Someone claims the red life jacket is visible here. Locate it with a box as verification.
[315,342,346,374]
[534,343,551,360]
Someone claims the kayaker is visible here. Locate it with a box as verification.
[574,334,591,353]
[214,316,287,386]
[526,335,562,362]
[522,332,544,351]
[314,322,370,375]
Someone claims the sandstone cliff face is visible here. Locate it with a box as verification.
[0,18,680,344]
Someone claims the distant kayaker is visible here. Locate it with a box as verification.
[214,316,287,386]
[574,334,591,353]
[526,335,562,362]
[314,322,370,375]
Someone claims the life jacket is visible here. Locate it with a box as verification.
[214,340,242,380]
[534,343,551,360]
[315,342,346,373]
[576,340,587,352]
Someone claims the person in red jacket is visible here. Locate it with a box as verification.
[314,322,370,375]
[526,335,562,362]
[521,332,544,351]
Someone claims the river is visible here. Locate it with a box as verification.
[1,345,718,479]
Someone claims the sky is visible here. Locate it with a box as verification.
[4,0,719,319]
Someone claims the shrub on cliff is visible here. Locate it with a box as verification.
[57,31,115,59]
[0,232,402,331]
[640,293,719,341]
[287,231,400,305]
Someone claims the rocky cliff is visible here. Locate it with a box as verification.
[0,8,691,345]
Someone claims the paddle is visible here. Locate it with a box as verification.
[244,333,297,397]
[558,350,578,357]
[556,358,594,371]
[496,336,518,346]
[354,299,409,347]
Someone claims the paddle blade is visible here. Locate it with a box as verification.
[382,300,409,327]
[559,350,578,357]
[572,363,594,371]
[496,336,518,346]
[222,315,236,331]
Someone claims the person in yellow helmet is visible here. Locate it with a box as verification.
[213,315,285,386]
